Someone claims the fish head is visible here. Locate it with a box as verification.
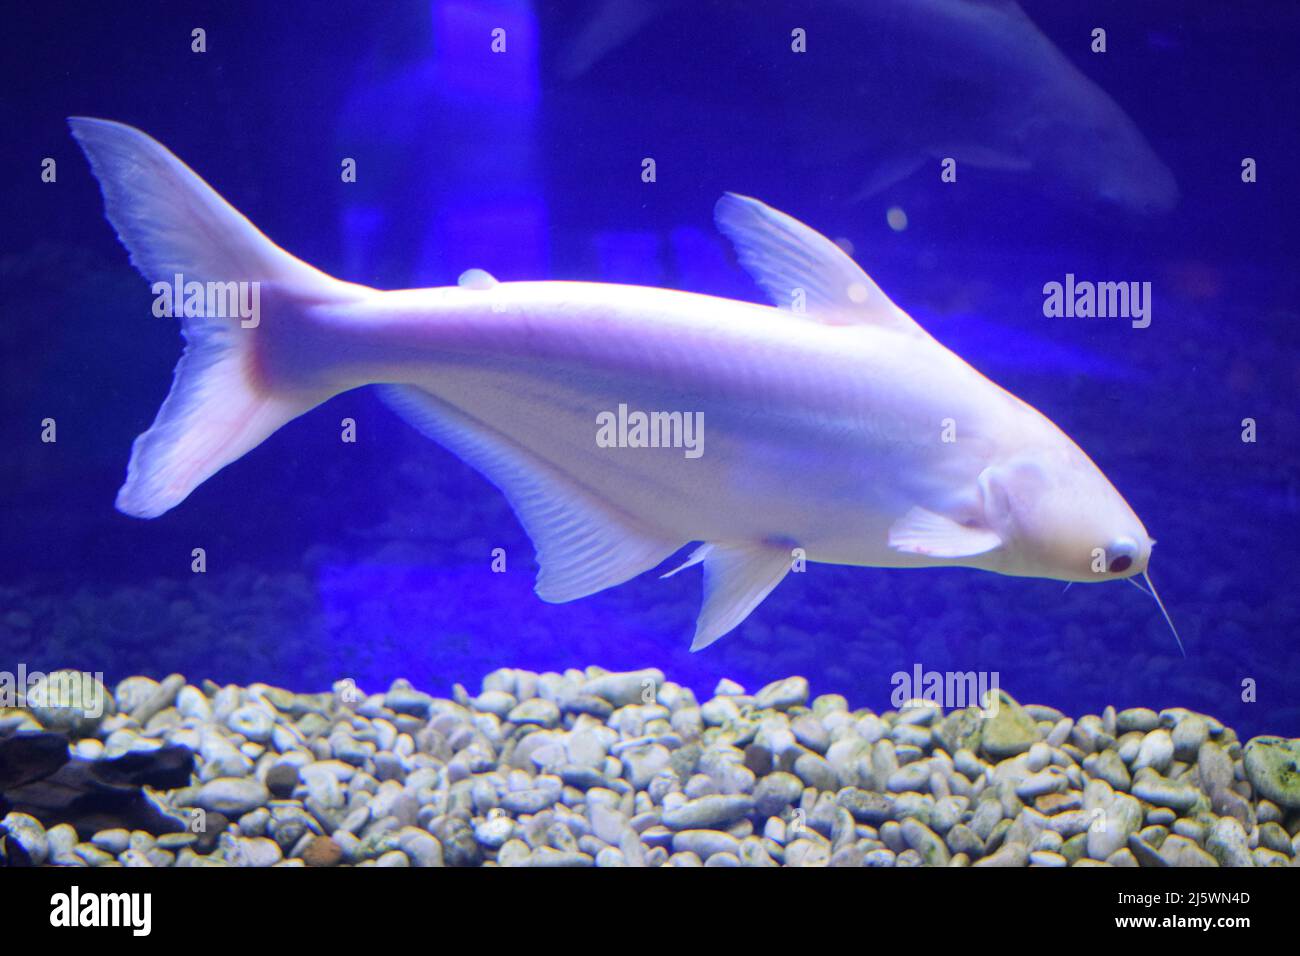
[979,451,1152,582]
[1090,123,1181,215]
[1027,101,1181,216]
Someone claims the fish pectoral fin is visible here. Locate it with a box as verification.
[379,385,681,602]
[690,543,793,652]
[948,143,1034,173]
[713,192,926,336]
[854,153,927,200]
[888,506,1003,558]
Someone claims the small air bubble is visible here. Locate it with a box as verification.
[887,206,908,231]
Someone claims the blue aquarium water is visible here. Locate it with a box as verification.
[2,0,1298,744]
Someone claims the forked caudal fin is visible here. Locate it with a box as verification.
[69,117,366,518]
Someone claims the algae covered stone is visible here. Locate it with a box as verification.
[24,669,115,736]
[934,707,983,755]
[980,691,1039,759]
[754,676,809,710]
[1243,736,1300,809]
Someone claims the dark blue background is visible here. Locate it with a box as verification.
[2,2,1297,736]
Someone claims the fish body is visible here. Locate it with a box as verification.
[300,280,1022,570]
[71,118,1157,650]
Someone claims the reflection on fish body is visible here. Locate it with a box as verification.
[71,117,1163,652]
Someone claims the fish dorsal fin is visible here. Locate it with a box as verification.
[689,543,792,651]
[458,268,498,290]
[888,506,1002,558]
[378,385,680,602]
[714,193,923,335]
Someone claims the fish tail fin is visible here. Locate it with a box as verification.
[69,117,365,518]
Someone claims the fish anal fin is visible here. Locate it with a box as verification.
[379,385,680,602]
[690,543,793,651]
[888,506,1002,558]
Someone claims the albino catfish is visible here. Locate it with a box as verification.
[70,118,1180,652]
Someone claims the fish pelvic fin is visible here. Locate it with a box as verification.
[69,118,368,518]
[690,543,793,651]
[661,543,712,579]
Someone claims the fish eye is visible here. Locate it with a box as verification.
[1106,537,1138,573]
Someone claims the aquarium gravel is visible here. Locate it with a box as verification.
[4,668,1299,868]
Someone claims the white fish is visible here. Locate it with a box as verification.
[70,118,1180,652]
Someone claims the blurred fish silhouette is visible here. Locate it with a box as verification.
[556,0,1179,213]
[71,119,1181,652]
